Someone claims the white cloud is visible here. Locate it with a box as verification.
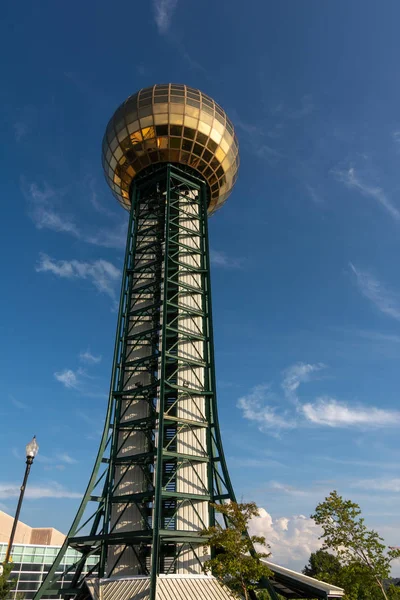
[335,167,400,221]
[36,253,120,302]
[269,482,310,497]
[29,183,81,236]
[79,350,102,364]
[86,221,127,250]
[56,453,78,465]
[392,131,400,144]
[153,0,178,34]
[24,180,127,250]
[0,482,81,500]
[281,362,325,401]
[210,249,243,269]
[10,396,28,410]
[54,369,79,389]
[237,384,296,433]
[349,263,400,321]
[353,478,400,492]
[302,396,400,428]
[249,508,322,570]
[305,184,323,205]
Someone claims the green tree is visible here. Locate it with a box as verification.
[0,562,16,600]
[312,491,400,600]
[303,549,342,581]
[202,502,272,600]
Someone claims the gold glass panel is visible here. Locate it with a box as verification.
[117,127,128,143]
[215,147,226,163]
[209,127,222,145]
[184,105,200,119]
[198,120,211,136]
[153,103,169,114]
[170,113,184,125]
[127,120,140,134]
[154,113,168,124]
[212,119,225,136]
[130,130,142,144]
[139,116,154,129]
[220,137,230,154]
[114,146,123,161]
[141,126,156,140]
[169,102,184,114]
[199,111,214,126]
[184,115,199,129]
[222,131,233,149]
[157,137,168,149]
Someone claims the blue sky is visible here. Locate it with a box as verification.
[2,0,400,572]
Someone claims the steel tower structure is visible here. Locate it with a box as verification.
[34,84,241,600]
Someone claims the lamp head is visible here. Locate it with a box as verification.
[26,436,39,459]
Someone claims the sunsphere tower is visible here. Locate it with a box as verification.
[35,84,241,600]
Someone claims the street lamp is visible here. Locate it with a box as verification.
[4,436,39,564]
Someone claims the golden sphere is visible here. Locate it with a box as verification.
[102,84,239,215]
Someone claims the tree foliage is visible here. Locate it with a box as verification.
[311,491,400,600]
[0,562,16,600]
[202,502,272,600]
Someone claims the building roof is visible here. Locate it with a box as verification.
[85,575,238,600]
[263,559,345,599]
[0,510,65,546]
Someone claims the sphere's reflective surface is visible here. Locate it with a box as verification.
[102,84,239,214]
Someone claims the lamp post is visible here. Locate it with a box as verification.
[4,436,39,564]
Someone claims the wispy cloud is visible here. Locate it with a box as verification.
[54,366,106,399]
[85,222,127,250]
[349,263,400,321]
[24,180,127,249]
[321,456,400,470]
[335,167,400,221]
[54,369,80,389]
[0,482,81,499]
[281,362,325,402]
[302,396,400,428]
[305,184,323,205]
[210,249,244,269]
[289,95,314,119]
[353,478,400,492]
[231,112,283,166]
[152,0,178,34]
[392,131,400,144]
[356,330,400,344]
[269,481,310,497]
[36,253,121,302]
[36,451,78,470]
[79,350,102,364]
[10,396,28,410]
[28,182,81,235]
[237,384,296,433]
[56,453,78,465]
[239,362,400,433]
[87,179,115,217]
